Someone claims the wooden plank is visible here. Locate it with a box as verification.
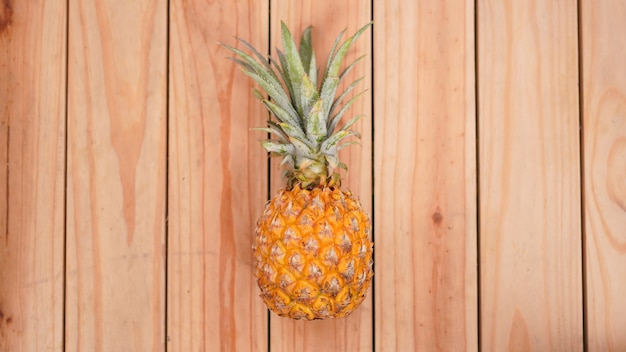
[373,0,477,350]
[166,1,269,350]
[581,1,626,351]
[268,2,373,351]
[478,1,583,350]
[65,0,167,350]
[0,1,67,350]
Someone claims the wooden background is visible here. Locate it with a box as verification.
[1,0,625,351]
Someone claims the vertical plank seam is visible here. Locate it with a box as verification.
[62,0,71,349]
[369,0,376,351]
[474,0,482,350]
[164,0,171,350]
[266,8,272,352]
[576,1,588,350]
[3,103,8,243]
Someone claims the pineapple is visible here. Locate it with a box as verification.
[223,21,373,320]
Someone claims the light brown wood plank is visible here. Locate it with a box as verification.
[65,0,167,350]
[478,1,583,350]
[167,1,269,350]
[581,1,626,351]
[0,1,67,350]
[373,0,477,350]
[268,2,373,351]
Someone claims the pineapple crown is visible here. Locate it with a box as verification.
[222,21,372,189]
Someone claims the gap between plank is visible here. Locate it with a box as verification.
[576,0,588,350]
[164,0,172,350]
[62,0,70,350]
[473,0,482,350]
[369,0,376,350]
[267,2,272,351]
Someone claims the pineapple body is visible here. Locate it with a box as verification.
[224,21,373,320]
[254,186,373,320]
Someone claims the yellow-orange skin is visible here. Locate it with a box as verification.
[253,186,373,320]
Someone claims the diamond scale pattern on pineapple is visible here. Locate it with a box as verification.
[223,21,373,320]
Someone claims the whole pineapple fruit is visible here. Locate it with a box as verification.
[223,22,373,320]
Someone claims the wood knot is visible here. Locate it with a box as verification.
[0,0,13,33]
[0,310,12,324]
[432,212,443,224]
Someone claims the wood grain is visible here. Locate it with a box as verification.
[0,1,67,350]
[167,1,269,350]
[65,0,167,350]
[373,0,478,350]
[581,1,626,351]
[478,0,583,350]
[268,2,373,351]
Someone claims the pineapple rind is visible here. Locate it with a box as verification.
[253,186,373,320]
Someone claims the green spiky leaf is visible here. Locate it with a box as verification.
[251,123,288,142]
[278,122,314,149]
[299,26,314,72]
[328,90,367,133]
[261,140,295,155]
[305,99,326,143]
[339,114,364,134]
[322,28,346,84]
[320,22,372,118]
[321,130,360,154]
[235,37,280,82]
[224,21,372,188]
[328,77,364,125]
[280,21,309,116]
[261,99,301,130]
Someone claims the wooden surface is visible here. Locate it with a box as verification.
[65,0,167,350]
[1,0,626,350]
[581,1,626,351]
[268,2,373,351]
[167,1,269,351]
[0,1,67,351]
[478,0,583,350]
[373,0,478,350]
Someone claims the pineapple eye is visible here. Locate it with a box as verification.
[335,286,353,308]
[303,236,319,252]
[293,281,319,301]
[312,296,333,318]
[323,246,339,265]
[271,289,292,314]
[321,273,343,294]
[270,216,281,229]
[333,207,341,220]
[359,243,367,258]
[311,195,324,211]
[270,242,286,264]
[283,227,301,242]
[338,258,355,281]
[304,261,323,279]
[289,303,315,320]
[263,264,277,281]
[319,222,333,239]
[336,233,352,252]
[356,271,367,286]
[297,213,314,227]
[278,270,296,289]
[350,217,360,232]
[284,201,301,218]
[288,252,304,273]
